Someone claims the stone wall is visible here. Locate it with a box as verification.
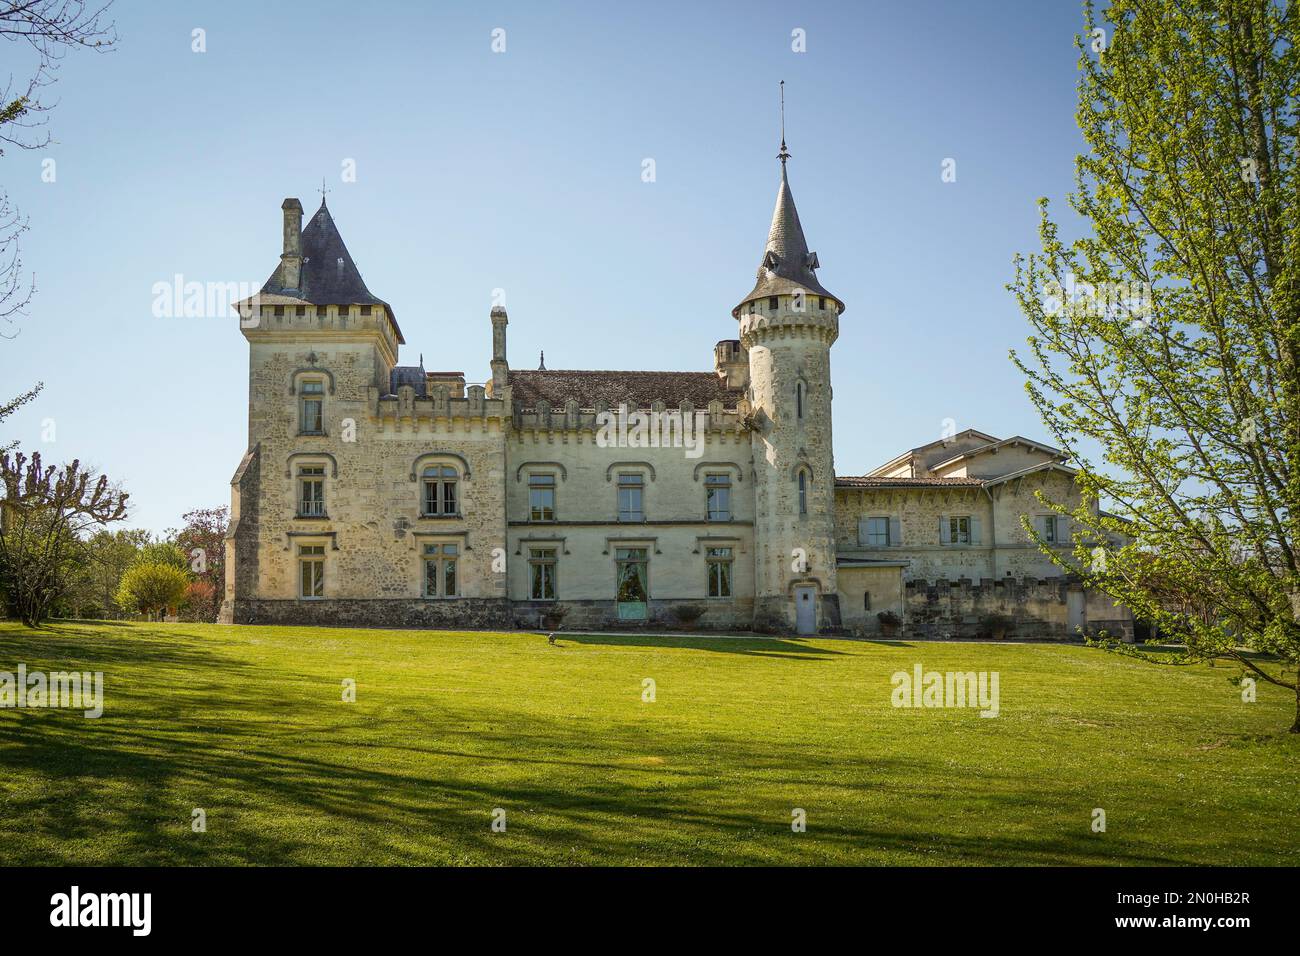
[893,577,1132,642]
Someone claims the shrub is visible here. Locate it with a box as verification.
[116,562,189,620]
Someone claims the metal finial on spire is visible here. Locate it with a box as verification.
[538,350,546,371]
[777,80,790,165]
[318,177,331,205]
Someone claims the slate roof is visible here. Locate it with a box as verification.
[260,199,402,340]
[834,476,986,489]
[734,162,842,316]
[389,363,427,397]
[508,369,742,410]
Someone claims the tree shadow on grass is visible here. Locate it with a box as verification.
[555,632,846,659]
[0,678,1233,867]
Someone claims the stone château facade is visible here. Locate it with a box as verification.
[220,146,1131,640]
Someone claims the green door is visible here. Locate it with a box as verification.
[616,548,648,621]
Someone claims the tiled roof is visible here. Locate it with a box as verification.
[835,476,986,488]
[508,369,742,410]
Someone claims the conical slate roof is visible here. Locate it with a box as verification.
[261,200,395,316]
[733,162,842,316]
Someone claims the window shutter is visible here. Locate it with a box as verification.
[1063,519,1073,544]
[971,516,982,545]
[939,515,950,545]
[857,518,870,547]
[890,516,902,547]
[1033,515,1045,538]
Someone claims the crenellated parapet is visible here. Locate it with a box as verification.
[738,304,839,348]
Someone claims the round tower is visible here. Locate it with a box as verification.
[734,139,843,634]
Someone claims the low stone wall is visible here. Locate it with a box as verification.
[512,597,756,633]
[851,576,1132,642]
[230,598,512,630]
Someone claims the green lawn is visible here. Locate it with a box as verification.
[0,620,1295,866]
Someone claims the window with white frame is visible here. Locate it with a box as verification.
[299,379,325,434]
[1041,515,1059,543]
[298,465,325,517]
[706,547,733,598]
[528,547,557,600]
[529,474,556,522]
[705,473,731,521]
[949,515,971,545]
[298,544,324,598]
[422,542,459,598]
[421,465,458,516]
[617,472,644,522]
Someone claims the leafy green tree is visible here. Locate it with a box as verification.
[115,562,189,621]
[134,539,186,569]
[173,506,228,622]
[72,527,151,617]
[0,450,127,626]
[1009,0,1300,730]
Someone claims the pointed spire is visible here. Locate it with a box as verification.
[538,350,547,371]
[732,89,842,317]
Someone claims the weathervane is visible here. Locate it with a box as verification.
[317,176,331,205]
[777,80,790,165]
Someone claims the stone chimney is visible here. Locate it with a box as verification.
[280,198,303,291]
[714,338,748,390]
[489,305,509,395]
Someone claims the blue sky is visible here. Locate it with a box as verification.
[0,0,1092,533]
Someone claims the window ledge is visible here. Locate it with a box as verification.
[418,514,463,520]
[295,514,330,520]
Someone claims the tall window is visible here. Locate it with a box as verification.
[706,547,733,598]
[299,379,324,434]
[421,465,458,516]
[768,295,779,312]
[529,547,557,600]
[796,382,804,419]
[423,543,459,598]
[949,515,971,545]
[864,516,890,546]
[797,471,808,515]
[617,473,644,522]
[298,465,325,517]
[529,474,556,521]
[705,473,731,521]
[299,544,324,598]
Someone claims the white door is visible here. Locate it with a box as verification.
[794,587,817,635]
[1067,589,1086,636]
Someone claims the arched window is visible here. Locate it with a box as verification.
[797,470,808,516]
[421,465,459,516]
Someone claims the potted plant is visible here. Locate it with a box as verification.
[876,610,901,637]
[541,605,568,632]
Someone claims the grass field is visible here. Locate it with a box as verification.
[0,620,1296,866]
